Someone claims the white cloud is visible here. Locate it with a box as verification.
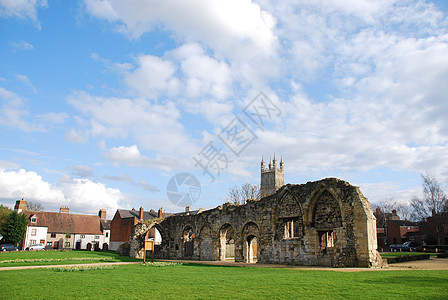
[0,87,36,131]
[104,145,183,171]
[60,176,124,215]
[16,74,36,92]
[0,168,65,204]
[124,55,180,100]
[0,167,126,215]
[67,91,198,157]
[10,40,34,51]
[173,43,232,100]
[0,87,67,131]
[84,0,277,60]
[0,0,48,28]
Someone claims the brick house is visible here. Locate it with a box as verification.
[386,219,423,245]
[15,199,111,250]
[109,207,170,251]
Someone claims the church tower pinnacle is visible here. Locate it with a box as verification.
[260,154,285,198]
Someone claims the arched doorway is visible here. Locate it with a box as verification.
[246,235,258,263]
[199,225,213,260]
[219,224,235,261]
[242,222,260,263]
[182,226,195,258]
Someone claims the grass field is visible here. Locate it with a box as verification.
[1,263,448,299]
[0,250,139,267]
[1,251,447,299]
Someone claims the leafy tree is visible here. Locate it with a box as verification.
[26,201,44,211]
[0,204,12,233]
[411,173,448,244]
[1,211,28,246]
[228,183,260,205]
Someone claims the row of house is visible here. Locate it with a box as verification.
[15,199,171,251]
[374,207,447,249]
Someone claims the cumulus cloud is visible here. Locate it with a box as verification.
[0,168,65,204]
[67,91,199,158]
[0,167,126,215]
[84,0,277,59]
[124,55,180,100]
[0,0,48,28]
[59,176,124,215]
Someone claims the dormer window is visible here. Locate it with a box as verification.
[30,215,37,223]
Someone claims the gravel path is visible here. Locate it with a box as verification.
[1,257,447,272]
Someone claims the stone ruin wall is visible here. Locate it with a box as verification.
[130,178,383,267]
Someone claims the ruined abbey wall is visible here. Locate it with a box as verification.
[130,178,382,267]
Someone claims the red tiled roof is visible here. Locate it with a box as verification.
[25,211,103,235]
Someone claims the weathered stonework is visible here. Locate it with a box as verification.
[130,178,383,267]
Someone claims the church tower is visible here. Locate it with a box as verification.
[260,154,284,198]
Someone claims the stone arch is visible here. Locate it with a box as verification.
[198,224,213,260]
[306,188,343,256]
[218,223,236,261]
[275,190,304,240]
[129,220,167,259]
[182,225,195,258]
[241,222,260,263]
[305,188,344,227]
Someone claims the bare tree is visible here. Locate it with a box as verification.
[26,201,44,212]
[374,198,413,226]
[411,173,448,244]
[228,183,260,205]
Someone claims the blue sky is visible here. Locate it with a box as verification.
[1,0,448,217]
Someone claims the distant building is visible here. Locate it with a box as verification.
[15,199,110,250]
[386,219,423,245]
[260,155,284,198]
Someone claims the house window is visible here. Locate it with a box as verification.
[30,240,36,245]
[319,231,334,254]
[31,229,37,236]
[40,239,45,244]
[80,234,85,238]
[94,235,100,239]
[51,233,56,238]
[31,217,37,223]
[105,232,109,238]
[64,242,70,247]
[47,242,52,246]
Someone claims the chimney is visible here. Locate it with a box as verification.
[185,206,191,213]
[60,206,69,213]
[375,207,381,215]
[158,207,163,218]
[14,198,27,213]
[98,209,107,219]
[139,206,144,220]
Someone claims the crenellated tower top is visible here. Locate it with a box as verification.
[260,154,284,198]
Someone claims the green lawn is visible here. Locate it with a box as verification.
[380,252,436,258]
[0,250,140,267]
[1,263,447,299]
